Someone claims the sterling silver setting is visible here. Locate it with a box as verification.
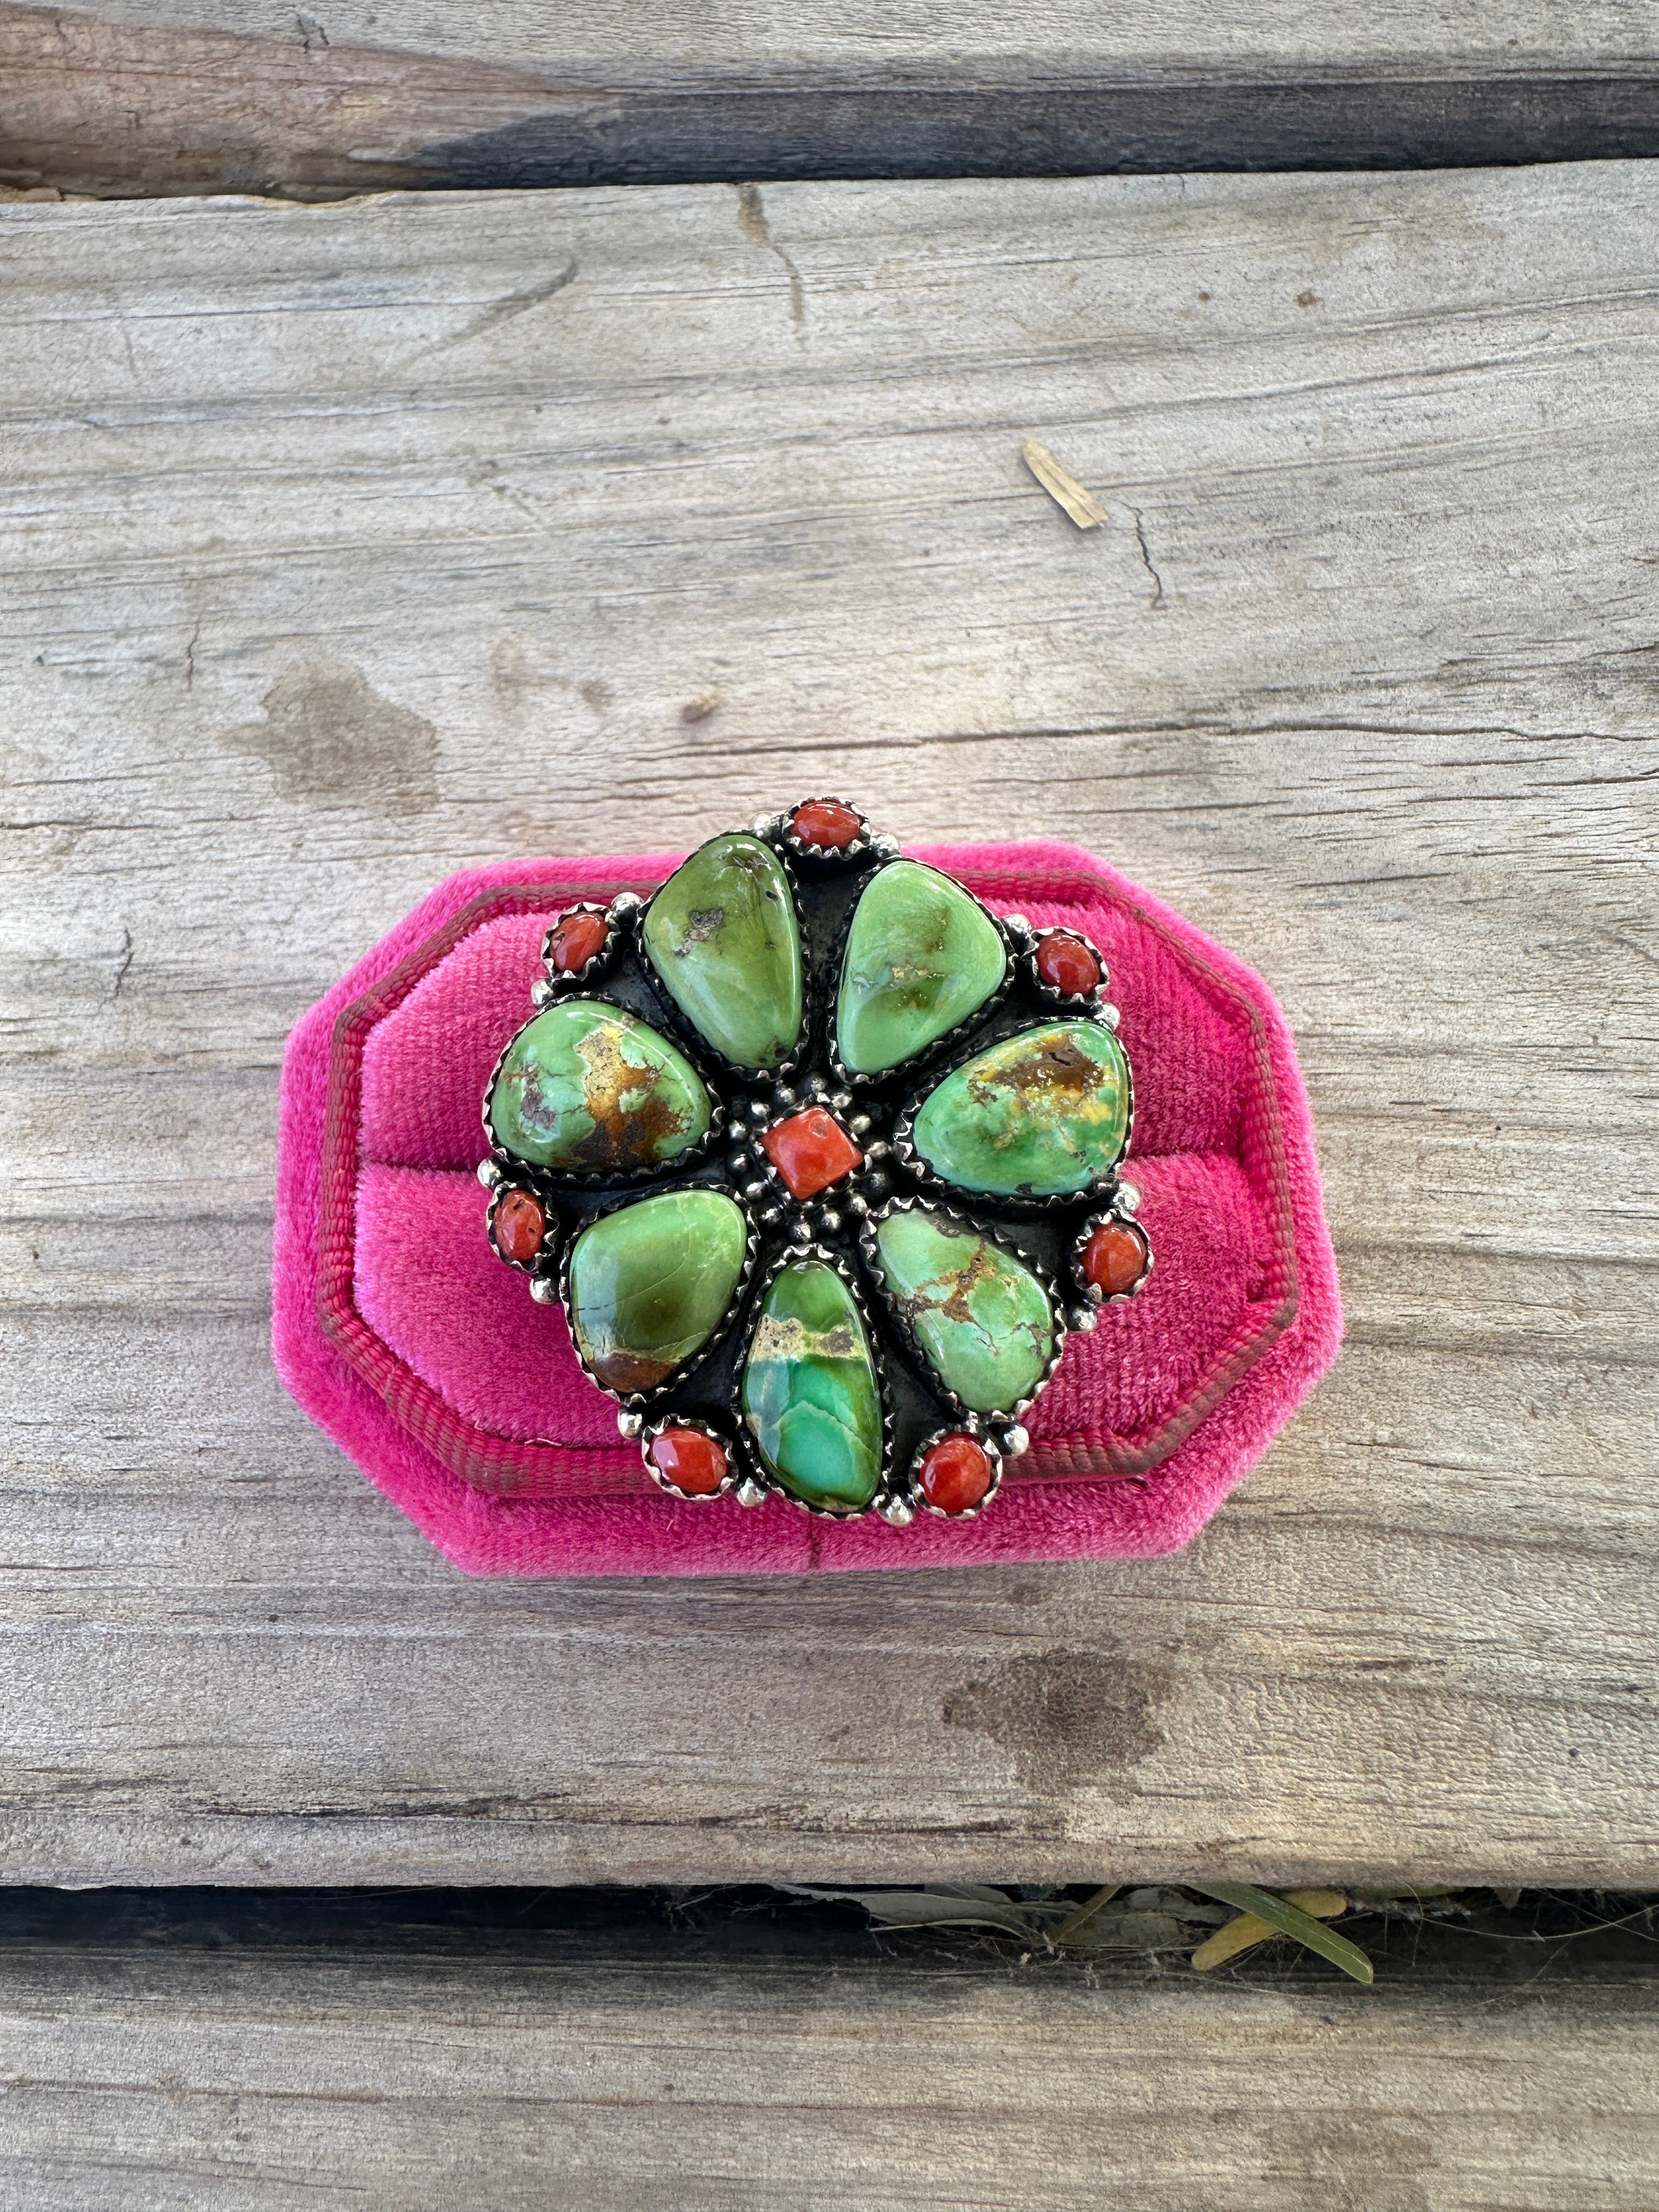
[477,798,1151,1524]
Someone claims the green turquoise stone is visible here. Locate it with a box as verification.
[741,1261,883,1512]
[873,1208,1055,1415]
[567,1189,748,1395]
[910,1020,1131,1198]
[835,860,1006,1075]
[642,832,804,1069]
[487,1002,711,1173]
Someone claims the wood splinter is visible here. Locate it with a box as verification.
[1021,439,1108,529]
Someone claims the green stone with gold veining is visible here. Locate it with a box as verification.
[642,832,804,1069]
[741,1261,882,1511]
[487,1002,711,1172]
[910,1019,1130,1198]
[835,860,1006,1075]
[568,1189,748,1396]
[873,1207,1055,1415]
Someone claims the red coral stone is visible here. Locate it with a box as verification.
[648,1426,729,1496]
[547,909,610,974]
[1034,929,1103,997]
[790,798,862,851]
[761,1107,864,1200]
[494,1187,547,1264]
[917,1433,995,1515]
[1082,1220,1149,1298]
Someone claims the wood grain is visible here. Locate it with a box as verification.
[5,0,1659,199]
[1,1895,1656,2211]
[0,167,1655,1887]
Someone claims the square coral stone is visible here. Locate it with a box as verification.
[760,1107,864,1199]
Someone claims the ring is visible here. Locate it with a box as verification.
[477,797,1151,1525]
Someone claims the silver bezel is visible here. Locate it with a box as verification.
[481,992,727,1188]
[1026,922,1112,1015]
[557,1185,761,1410]
[889,1012,1137,1217]
[826,859,1017,1091]
[859,1193,1069,1429]
[640,1415,740,1503]
[484,1179,561,1278]
[774,795,877,866]
[733,1239,894,1518]
[906,1423,1006,1521]
[636,832,814,1084]
[749,1094,865,1211]
[1072,1200,1155,1308]
[532,901,618,1000]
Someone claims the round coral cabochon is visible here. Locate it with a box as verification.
[273,841,1340,1577]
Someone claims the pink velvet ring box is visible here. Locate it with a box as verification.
[273,840,1341,1577]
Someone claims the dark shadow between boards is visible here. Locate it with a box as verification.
[425,76,1659,191]
[2,1886,1655,1991]
[10,66,1659,200]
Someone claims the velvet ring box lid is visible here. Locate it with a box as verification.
[273,840,1341,1577]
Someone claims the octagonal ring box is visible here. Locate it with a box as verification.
[273,840,1341,1577]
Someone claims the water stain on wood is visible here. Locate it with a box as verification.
[224,659,438,815]
[943,1647,1168,1791]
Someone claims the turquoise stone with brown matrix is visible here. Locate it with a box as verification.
[834,860,1006,1075]
[873,1207,1055,1414]
[642,832,804,1069]
[487,1002,712,1172]
[910,1019,1130,1198]
[567,1189,748,1395]
[741,1261,882,1511]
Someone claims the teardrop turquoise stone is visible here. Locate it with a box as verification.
[642,832,804,1069]
[835,860,1006,1075]
[909,1020,1130,1198]
[567,1189,748,1395]
[741,1261,882,1511]
[487,1002,711,1172]
[873,1208,1055,1415]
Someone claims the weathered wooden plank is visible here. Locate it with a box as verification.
[0,168,1655,1886]
[5,0,1659,199]
[0,1895,1655,2211]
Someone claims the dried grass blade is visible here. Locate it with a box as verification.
[783,1886,1040,1939]
[1022,439,1108,529]
[1187,1883,1373,1985]
[1190,1892,1346,1973]
[1053,1885,1122,1945]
